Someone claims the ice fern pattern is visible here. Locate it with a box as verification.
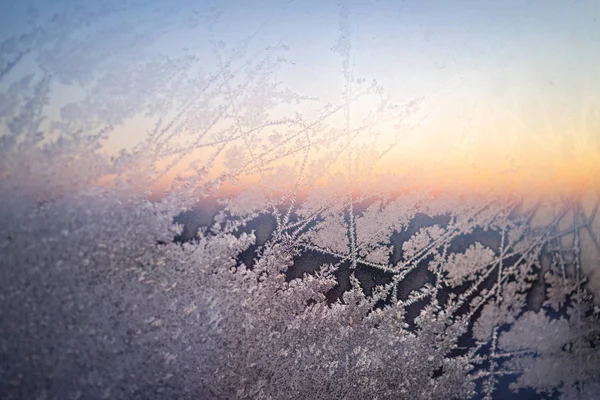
[1,1,599,399]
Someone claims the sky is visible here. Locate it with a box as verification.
[2,0,600,199]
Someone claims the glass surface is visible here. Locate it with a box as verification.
[1,1,599,399]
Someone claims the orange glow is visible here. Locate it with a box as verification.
[144,91,600,202]
[148,143,600,202]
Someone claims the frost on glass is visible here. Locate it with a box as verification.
[1,1,599,400]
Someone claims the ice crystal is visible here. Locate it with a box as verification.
[1,1,599,400]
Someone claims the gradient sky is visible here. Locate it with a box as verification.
[3,0,600,198]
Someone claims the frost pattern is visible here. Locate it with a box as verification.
[1,2,599,400]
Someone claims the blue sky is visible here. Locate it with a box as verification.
[2,0,600,195]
